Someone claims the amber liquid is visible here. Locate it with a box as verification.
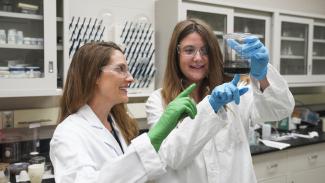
[224,60,250,75]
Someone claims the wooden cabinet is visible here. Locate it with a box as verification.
[253,143,325,183]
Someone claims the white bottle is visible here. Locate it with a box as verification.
[0,170,8,183]
[0,29,6,44]
[19,170,31,183]
[7,29,16,44]
[28,164,44,183]
[262,124,272,140]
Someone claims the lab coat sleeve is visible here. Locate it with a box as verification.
[50,122,166,183]
[248,64,295,124]
[98,134,167,182]
[146,92,228,169]
[146,89,165,128]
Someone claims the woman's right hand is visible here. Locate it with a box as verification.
[148,84,197,151]
[208,74,249,112]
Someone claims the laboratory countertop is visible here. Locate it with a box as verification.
[250,132,325,156]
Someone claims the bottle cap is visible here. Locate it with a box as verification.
[30,151,39,156]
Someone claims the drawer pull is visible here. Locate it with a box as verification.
[267,163,278,169]
[308,154,318,160]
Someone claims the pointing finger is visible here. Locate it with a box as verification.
[177,83,196,98]
[231,74,240,86]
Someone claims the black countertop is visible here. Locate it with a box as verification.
[250,132,325,156]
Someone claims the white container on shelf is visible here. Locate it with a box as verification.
[26,66,41,78]
[16,31,24,45]
[7,29,17,44]
[23,37,31,45]
[0,67,9,78]
[0,29,6,44]
[9,66,26,78]
[37,38,43,46]
[30,38,37,45]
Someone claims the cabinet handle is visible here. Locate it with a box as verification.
[308,154,318,160]
[267,163,278,169]
[49,61,54,73]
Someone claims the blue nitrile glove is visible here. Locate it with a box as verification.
[227,36,269,80]
[148,84,197,151]
[208,74,249,112]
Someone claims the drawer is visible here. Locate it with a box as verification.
[253,151,288,180]
[287,143,325,172]
[14,107,59,128]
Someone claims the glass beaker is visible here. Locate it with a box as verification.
[223,33,251,76]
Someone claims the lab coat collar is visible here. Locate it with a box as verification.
[76,105,125,155]
[77,104,105,129]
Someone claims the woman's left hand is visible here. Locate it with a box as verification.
[227,36,269,80]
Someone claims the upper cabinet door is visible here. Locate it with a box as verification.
[312,24,325,75]
[280,20,310,75]
[275,15,325,86]
[181,2,234,46]
[234,11,271,53]
[0,0,57,97]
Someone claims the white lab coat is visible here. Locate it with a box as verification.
[50,105,166,183]
[145,64,295,183]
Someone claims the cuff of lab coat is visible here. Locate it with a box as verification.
[131,133,166,180]
[250,64,294,122]
[251,64,290,96]
[201,96,228,122]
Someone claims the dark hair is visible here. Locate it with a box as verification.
[162,19,227,105]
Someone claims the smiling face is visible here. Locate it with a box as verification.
[178,32,209,84]
[95,50,134,106]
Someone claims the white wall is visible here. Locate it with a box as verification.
[68,0,154,42]
[191,0,325,15]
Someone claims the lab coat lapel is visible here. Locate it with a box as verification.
[110,116,128,151]
[77,105,124,156]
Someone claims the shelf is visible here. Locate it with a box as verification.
[0,88,62,98]
[312,56,325,60]
[281,55,305,59]
[313,39,325,43]
[0,44,43,50]
[281,36,305,41]
[0,11,43,20]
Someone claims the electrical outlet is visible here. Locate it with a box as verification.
[2,111,14,128]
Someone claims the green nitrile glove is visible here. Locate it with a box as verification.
[148,84,197,151]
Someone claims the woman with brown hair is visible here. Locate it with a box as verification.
[50,41,197,183]
[146,19,294,183]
